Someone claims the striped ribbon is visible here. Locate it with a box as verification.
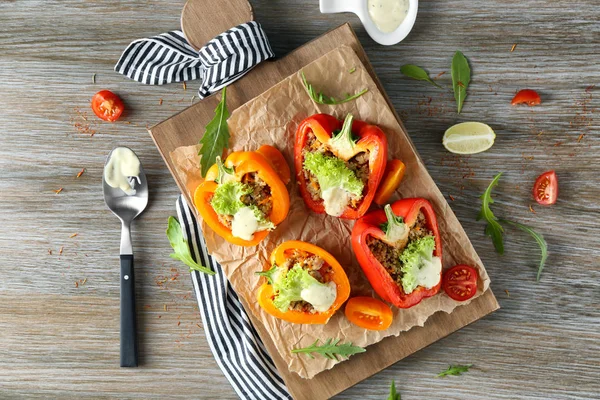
[176,196,291,399]
[115,21,274,99]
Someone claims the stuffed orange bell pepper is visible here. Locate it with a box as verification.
[294,113,387,219]
[351,199,443,309]
[256,241,350,324]
[194,147,290,246]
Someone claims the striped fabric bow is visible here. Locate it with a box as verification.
[115,21,274,99]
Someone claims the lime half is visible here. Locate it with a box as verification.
[443,122,496,154]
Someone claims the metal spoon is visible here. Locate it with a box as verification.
[102,147,148,367]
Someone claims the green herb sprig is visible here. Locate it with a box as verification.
[291,338,365,360]
[301,72,368,105]
[198,87,230,178]
[399,64,442,88]
[166,216,215,275]
[478,174,549,280]
[500,219,548,281]
[451,51,471,113]
[437,364,473,377]
[477,172,504,254]
[387,380,401,400]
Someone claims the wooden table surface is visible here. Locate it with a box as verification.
[0,1,598,399]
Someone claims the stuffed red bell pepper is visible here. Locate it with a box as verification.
[294,113,387,219]
[351,198,443,308]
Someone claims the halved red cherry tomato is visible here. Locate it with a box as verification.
[442,265,478,302]
[511,89,541,106]
[91,90,124,122]
[344,297,393,331]
[533,170,558,205]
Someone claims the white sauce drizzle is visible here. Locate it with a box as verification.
[231,207,261,241]
[301,281,337,312]
[413,256,442,291]
[322,187,351,217]
[104,147,140,196]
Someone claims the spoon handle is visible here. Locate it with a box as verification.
[120,254,138,367]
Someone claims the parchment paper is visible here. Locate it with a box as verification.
[170,46,491,379]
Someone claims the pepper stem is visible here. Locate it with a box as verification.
[381,204,406,242]
[215,156,235,184]
[255,264,278,285]
[329,113,356,159]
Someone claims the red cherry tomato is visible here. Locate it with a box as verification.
[511,89,541,106]
[91,90,124,122]
[533,170,558,205]
[442,265,478,302]
[344,297,393,331]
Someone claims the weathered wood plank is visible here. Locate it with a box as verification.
[0,0,598,399]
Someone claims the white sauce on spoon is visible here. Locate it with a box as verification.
[367,0,410,33]
[104,147,140,196]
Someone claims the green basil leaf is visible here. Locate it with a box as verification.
[451,51,471,113]
[400,64,442,88]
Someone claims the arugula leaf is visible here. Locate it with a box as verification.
[500,219,548,281]
[166,217,215,275]
[291,338,365,360]
[387,380,401,400]
[477,173,504,254]
[451,51,471,113]
[400,64,443,88]
[198,87,230,177]
[301,71,368,105]
[437,364,473,377]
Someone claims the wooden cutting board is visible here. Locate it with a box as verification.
[149,0,499,398]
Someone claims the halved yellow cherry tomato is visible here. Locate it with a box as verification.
[344,297,393,331]
[374,159,406,205]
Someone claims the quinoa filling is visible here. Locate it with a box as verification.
[214,172,273,229]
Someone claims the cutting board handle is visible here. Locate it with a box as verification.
[181,0,254,50]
